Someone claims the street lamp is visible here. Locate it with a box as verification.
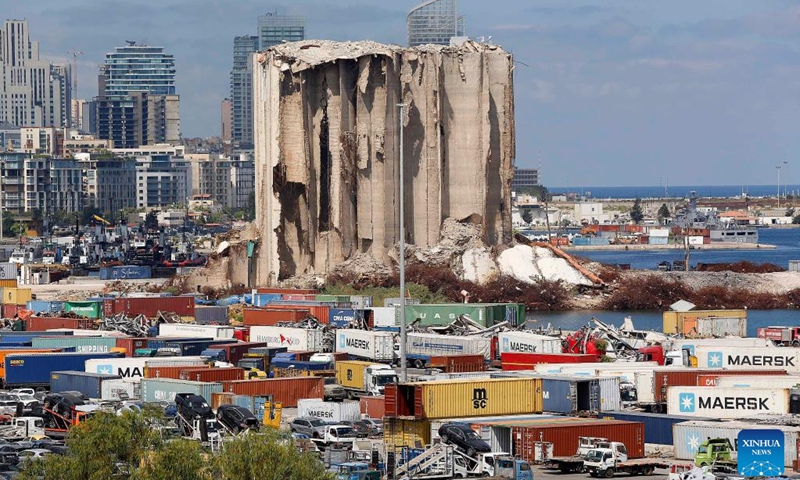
[397,103,407,382]
[777,164,783,208]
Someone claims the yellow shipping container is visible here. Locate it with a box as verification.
[421,377,542,419]
[383,417,431,448]
[663,309,746,334]
[1,287,32,306]
[335,360,373,390]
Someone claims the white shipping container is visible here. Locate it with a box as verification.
[597,376,621,411]
[715,375,800,389]
[688,236,704,245]
[46,329,128,337]
[545,362,659,378]
[336,330,395,362]
[86,356,207,379]
[297,399,361,422]
[144,356,207,368]
[406,333,492,360]
[673,420,800,467]
[249,326,325,352]
[158,324,235,340]
[101,378,140,401]
[693,346,800,371]
[370,307,397,329]
[694,317,747,338]
[498,331,561,355]
[668,337,771,354]
[634,370,655,404]
[667,386,789,419]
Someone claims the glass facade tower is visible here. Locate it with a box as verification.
[407,0,466,47]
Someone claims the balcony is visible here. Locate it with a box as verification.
[2,177,22,185]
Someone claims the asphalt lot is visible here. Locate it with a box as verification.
[533,466,669,480]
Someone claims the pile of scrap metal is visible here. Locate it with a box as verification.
[98,311,181,337]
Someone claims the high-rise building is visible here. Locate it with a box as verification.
[230,13,305,148]
[95,43,180,146]
[407,0,466,47]
[0,20,71,128]
[512,168,540,191]
[229,35,259,148]
[220,98,232,143]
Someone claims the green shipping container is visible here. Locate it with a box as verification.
[396,303,526,327]
[314,295,351,303]
[31,336,118,353]
[141,378,223,403]
[63,301,102,319]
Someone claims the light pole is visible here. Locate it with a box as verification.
[783,160,789,200]
[777,164,783,209]
[397,103,408,382]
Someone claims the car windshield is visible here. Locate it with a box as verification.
[465,430,481,440]
[336,427,355,437]
[698,445,708,454]
[374,375,397,386]
[586,450,604,461]
[309,419,326,427]
[519,462,531,471]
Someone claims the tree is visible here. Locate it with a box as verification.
[521,209,533,224]
[243,191,256,221]
[133,439,208,480]
[657,203,670,225]
[630,198,645,224]
[145,211,160,231]
[517,185,551,202]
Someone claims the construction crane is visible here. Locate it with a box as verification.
[67,49,84,126]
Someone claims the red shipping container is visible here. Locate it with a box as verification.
[111,296,195,318]
[500,353,599,370]
[242,308,310,326]
[2,304,22,319]
[428,354,486,373]
[360,395,385,418]
[115,338,150,357]
[219,377,323,407]
[255,288,317,295]
[102,299,115,317]
[511,419,645,460]
[654,368,787,403]
[179,367,245,382]
[252,304,329,324]
[26,317,95,331]
[697,374,719,387]
[206,342,268,365]
[145,364,211,379]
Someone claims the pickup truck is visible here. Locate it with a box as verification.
[0,417,45,440]
[583,443,670,477]
[543,436,609,473]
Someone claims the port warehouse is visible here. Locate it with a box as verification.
[8,288,800,470]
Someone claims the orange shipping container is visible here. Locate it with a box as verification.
[220,377,323,407]
[145,364,211,379]
[242,308,311,326]
[511,419,645,460]
[697,374,719,387]
[26,317,95,331]
[427,354,485,373]
[253,304,330,324]
[360,395,385,418]
[179,367,245,382]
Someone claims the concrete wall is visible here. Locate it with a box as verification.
[253,40,515,284]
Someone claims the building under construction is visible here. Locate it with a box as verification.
[252,40,515,284]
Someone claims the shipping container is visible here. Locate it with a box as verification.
[297,399,361,422]
[242,308,311,326]
[247,346,289,362]
[693,346,800,371]
[651,368,787,404]
[0,280,17,289]
[254,287,318,295]
[397,304,523,328]
[5,352,121,386]
[360,395,385,418]
[349,296,373,309]
[497,332,562,355]
[50,370,121,398]
[0,263,16,281]
[99,265,152,280]
[406,332,492,361]
[179,367,245,382]
[334,360,376,391]
[63,301,102,319]
[162,339,233,357]
[219,377,324,407]
[668,337,772,355]
[87,356,207,379]
[500,353,599,370]
[31,336,119,353]
[673,420,800,466]
[533,361,658,376]
[714,375,800,389]
[385,377,543,419]
[204,342,268,365]
[1,304,22,319]
[250,303,330,324]
[1,288,31,306]
[248,326,325,352]
[194,306,229,325]
[663,309,747,336]
[26,300,64,314]
[506,419,645,460]
[145,364,211,379]
[25,316,95,331]
[666,386,790,417]
[145,337,212,350]
[251,293,281,308]
[110,296,195,318]
[427,354,486,373]
[598,411,716,445]
[140,378,222,403]
[335,330,394,362]
[539,376,600,414]
[329,309,360,328]
[369,307,397,330]
[101,378,140,401]
[383,417,431,448]
[158,324,234,340]
[115,338,150,357]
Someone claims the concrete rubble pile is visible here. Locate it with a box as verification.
[253,40,516,284]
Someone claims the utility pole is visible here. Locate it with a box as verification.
[397,103,407,383]
[777,164,783,209]
[67,50,84,127]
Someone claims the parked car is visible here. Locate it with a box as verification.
[17,448,50,464]
[323,378,346,402]
[289,417,328,438]
[355,418,383,437]
[437,423,491,456]
[174,394,212,419]
[216,405,259,433]
[41,393,83,418]
[0,396,19,416]
[309,353,334,364]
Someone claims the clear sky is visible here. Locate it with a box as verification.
[5,1,799,187]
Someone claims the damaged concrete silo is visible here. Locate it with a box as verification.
[253,40,515,284]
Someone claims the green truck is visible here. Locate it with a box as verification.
[694,438,737,472]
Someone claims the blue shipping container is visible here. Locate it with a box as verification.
[5,352,122,386]
[163,339,232,356]
[147,337,212,349]
[50,370,121,398]
[270,360,331,371]
[99,265,152,280]
[248,347,288,360]
[26,300,64,314]
[253,294,281,308]
[329,309,358,328]
[598,411,718,445]
[0,332,73,344]
[539,377,600,414]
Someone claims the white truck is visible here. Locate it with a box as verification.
[315,424,358,449]
[0,417,45,440]
[583,442,669,477]
[335,330,395,362]
[249,326,325,352]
